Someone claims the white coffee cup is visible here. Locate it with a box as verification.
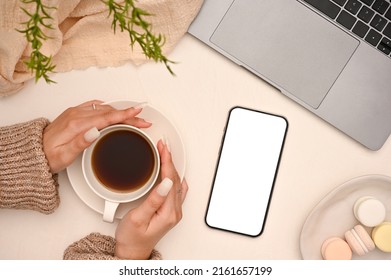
[82,124,160,222]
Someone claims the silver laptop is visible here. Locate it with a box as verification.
[189,0,391,150]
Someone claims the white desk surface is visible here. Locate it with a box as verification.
[1,34,390,260]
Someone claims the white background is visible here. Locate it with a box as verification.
[1,33,391,260]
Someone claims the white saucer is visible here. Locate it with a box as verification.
[66,100,186,220]
[300,174,391,260]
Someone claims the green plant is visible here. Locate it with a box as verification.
[18,0,173,84]
[17,0,56,83]
[105,0,174,75]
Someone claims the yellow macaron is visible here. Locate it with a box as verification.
[371,222,391,253]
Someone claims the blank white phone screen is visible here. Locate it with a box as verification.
[206,107,287,236]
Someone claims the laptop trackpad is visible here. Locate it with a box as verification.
[210,0,358,108]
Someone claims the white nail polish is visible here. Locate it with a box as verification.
[157,178,173,196]
[134,102,148,109]
[161,135,171,152]
[84,127,100,142]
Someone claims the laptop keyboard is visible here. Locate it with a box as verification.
[303,0,391,57]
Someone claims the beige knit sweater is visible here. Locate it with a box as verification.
[0,119,161,260]
[0,118,59,213]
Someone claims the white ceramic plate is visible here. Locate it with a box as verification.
[66,100,186,219]
[300,174,391,260]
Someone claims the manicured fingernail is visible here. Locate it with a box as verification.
[157,178,173,196]
[143,119,153,124]
[84,127,100,142]
[134,102,148,109]
[161,135,171,152]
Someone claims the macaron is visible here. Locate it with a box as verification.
[371,222,391,253]
[344,225,375,256]
[353,196,386,227]
[321,237,352,260]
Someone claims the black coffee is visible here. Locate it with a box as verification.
[91,129,155,193]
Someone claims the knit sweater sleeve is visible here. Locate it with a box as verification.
[0,118,60,214]
[63,233,162,260]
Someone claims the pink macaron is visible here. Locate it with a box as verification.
[344,225,375,256]
[321,237,352,260]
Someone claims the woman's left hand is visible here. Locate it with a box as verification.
[43,100,151,173]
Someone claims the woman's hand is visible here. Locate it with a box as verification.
[114,139,188,260]
[43,100,151,173]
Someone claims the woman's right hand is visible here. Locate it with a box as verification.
[114,139,188,260]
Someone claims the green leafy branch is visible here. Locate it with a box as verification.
[18,0,174,84]
[104,0,174,75]
[17,0,56,83]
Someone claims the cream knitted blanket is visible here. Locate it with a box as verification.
[0,0,203,96]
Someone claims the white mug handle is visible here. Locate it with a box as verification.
[103,200,119,223]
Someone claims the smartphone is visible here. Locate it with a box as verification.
[206,107,288,237]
